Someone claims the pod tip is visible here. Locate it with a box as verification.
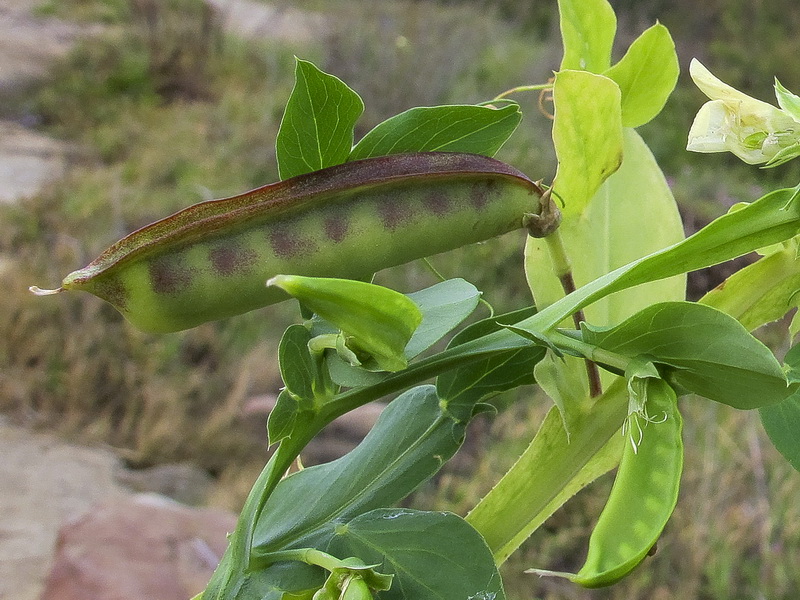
[29,285,64,296]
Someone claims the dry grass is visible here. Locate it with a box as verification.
[3,1,800,597]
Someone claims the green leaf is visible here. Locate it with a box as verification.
[200,556,323,600]
[348,104,522,161]
[404,278,481,359]
[775,78,800,122]
[279,324,317,403]
[760,393,800,473]
[467,380,629,563]
[319,279,480,388]
[558,0,617,72]
[253,386,463,555]
[533,129,685,326]
[581,302,790,409]
[765,142,800,168]
[551,70,623,217]
[603,23,679,128]
[700,241,800,332]
[268,390,300,446]
[327,509,505,600]
[276,59,364,180]
[326,354,388,389]
[532,351,586,424]
[436,307,545,421]
[759,343,800,473]
[268,276,422,372]
[520,183,800,335]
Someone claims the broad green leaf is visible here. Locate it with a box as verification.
[551,70,623,217]
[581,302,789,409]
[253,386,463,554]
[603,23,679,128]
[525,129,685,403]
[760,344,800,472]
[349,104,522,161]
[700,242,800,332]
[467,379,629,563]
[268,275,422,372]
[558,0,616,72]
[404,278,481,359]
[528,129,685,327]
[276,59,364,180]
[436,307,544,421]
[327,509,505,600]
[520,183,800,336]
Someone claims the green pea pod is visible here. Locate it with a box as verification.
[269,275,422,372]
[529,378,683,587]
[31,153,541,333]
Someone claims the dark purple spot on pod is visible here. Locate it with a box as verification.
[471,179,497,210]
[269,223,316,258]
[423,190,452,216]
[209,243,258,277]
[94,276,127,309]
[324,213,349,243]
[378,196,414,231]
[149,254,193,294]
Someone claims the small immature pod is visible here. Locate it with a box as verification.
[32,153,542,333]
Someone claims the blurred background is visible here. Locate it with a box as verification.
[1,0,800,599]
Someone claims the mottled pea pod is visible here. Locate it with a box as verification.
[32,153,542,333]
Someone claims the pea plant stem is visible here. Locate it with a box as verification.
[493,83,553,101]
[250,547,342,572]
[545,230,604,396]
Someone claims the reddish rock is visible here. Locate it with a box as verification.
[40,494,236,600]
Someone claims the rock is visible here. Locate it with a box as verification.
[0,120,70,203]
[39,494,236,600]
[114,462,215,506]
[0,0,100,96]
[0,420,131,600]
[206,0,326,44]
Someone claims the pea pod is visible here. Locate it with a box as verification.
[529,378,683,587]
[31,153,542,333]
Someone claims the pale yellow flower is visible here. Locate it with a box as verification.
[687,59,800,165]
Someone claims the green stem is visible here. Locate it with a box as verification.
[544,231,603,396]
[251,547,342,572]
[549,329,630,374]
[493,83,553,101]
